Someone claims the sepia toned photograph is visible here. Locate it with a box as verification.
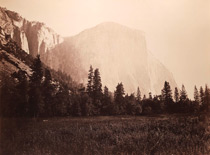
[0,0,210,154]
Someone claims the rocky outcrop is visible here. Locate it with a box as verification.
[44,22,177,95]
[0,7,63,56]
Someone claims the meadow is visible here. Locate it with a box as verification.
[1,115,210,155]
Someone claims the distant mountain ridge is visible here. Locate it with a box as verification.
[0,7,177,95]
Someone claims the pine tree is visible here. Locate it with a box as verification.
[43,68,55,116]
[104,86,109,98]
[28,55,43,117]
[101,86,112,115]
[87,65,93,97]
[91,68,103,114]
[125,93,137,115]
[161,81,173,112]
[194,86,199,103]
[30,55,43,85]
[114,82,125,114]
[203,85,210,112]
[200,86,204,105]
[114,83,125,102]
[174,87,179,103]
[161,81,173,103]
[93,68,102,101]
[136,87,141,102]
[192,86,200,113]
[180,85,188,102]
[53,85,69,116]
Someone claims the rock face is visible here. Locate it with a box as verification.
[0,7,177,95]
[44,22,177,95]
[0,7,63,56]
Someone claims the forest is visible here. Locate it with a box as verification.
[0,39,209,118]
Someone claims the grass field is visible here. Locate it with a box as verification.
[1,115,210,155]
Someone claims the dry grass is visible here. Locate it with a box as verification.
[0,115,210,155]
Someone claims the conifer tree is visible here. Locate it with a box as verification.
[114,83,125,102]
[194,86,199,103]
[104,86,109,98]
[200,86,204,105]
[101,86,112,115]
[93,68,102,101]
[43,68,55,116]
[203,85,210,112]
[136,87,141,102]
[87,65,93,97]
[192,86,200,113]
[161,81,173,103]
[28,55,43,117]
[91,68,103,114]
[161,81,173,112]
[174,87,179,103]
[180,85,188,102]
[125,93,137,115]
[114,82,125,114]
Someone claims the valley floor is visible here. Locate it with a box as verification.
[1,115,210,155]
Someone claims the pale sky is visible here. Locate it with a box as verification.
[1,0,210,98]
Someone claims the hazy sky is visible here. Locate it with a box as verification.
[1,0,210,97]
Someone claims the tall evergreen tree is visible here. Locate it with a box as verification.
[161,81,173,103]
[200,86,204,105]
[114,82,125,114]
[125,93,137,115]
[161,81,173,112]
[87,65,93,97]
[101,86,112,115]
[174,87,179,103]
[192,86,200,113]
[93,68,102,101]
[28,55,43,117]
[91,68,103,114]
[136,87,141,102]
[194,86,199,103]
[180,85,188,102]
[104,86,109,98]
[114,83,125,102]
[42,68,55,116]
[203,85,210,112]
[53,84,70,116]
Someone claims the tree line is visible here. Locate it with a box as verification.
[0,55,210,117]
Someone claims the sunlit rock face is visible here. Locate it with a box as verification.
[44,22,177,95]
[0,7,63,56]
